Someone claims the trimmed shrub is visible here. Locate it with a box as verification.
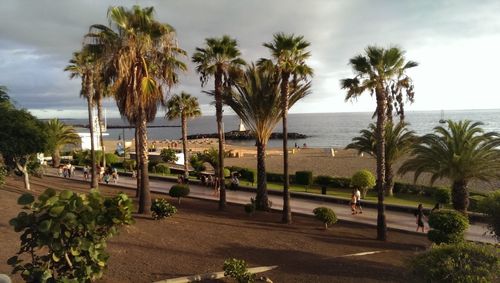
[160,148,178,163]
[351,170,375,198]
[241,168,256,184]
[155,164,170,175]
[148,160,159,172]
[427,210,469,244]
[266,172,295,184]
[434,187,451,205]
[189,154,206,173]
[330,177,351,188]
[8,188,134,282]
[223,258,255,283]
[104,153,120,165]
[122,159,136,172]
[151,198,177,220]
[223,168,231,178]
[313,207,338,230]
[479,191,500,241]
[295,171,313,186]
[169,184,190,204]
[408,242,500,283]
[315,175,333,194]
[469,195,486,212]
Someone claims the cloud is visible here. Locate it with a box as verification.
[0,0,499,119]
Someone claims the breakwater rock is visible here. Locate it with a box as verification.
[187,130,307,140]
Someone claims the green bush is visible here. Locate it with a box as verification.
[223,168,231,178]
[314,175,333,186]
[160,148,178,163]
[155,164,170,175]
[408,242,500,283]
[104,153,120,165]
[169,184,190,204]
[151,198,177,220]
[351,170,375,198]
[8,188,134,282]
[295,171,313,186]
[122,159,136,172]
[266,172,295,183]
[469,195,486,212]
[434,187,451,205]
[427,210,469,244]
[223,258,255,283]
[329,177,351,188]
[189,154,206,173]
[313,207,338,229]
[479,191,500,241]
[241,168,256,184]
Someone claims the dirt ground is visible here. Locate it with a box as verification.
[0,175,430,283]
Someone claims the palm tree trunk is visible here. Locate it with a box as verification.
[215,67,226,210]
[375,89,387,241]
[385,161,394,196]
[96,98,106,170]
[281,72,292,224]
[87,92,98,189]
[452,180,469,214]
[138,109,151,214]
[52,149,61,168]
[182,115,189,180]
[135,124,140,198]
[256,140,269,211]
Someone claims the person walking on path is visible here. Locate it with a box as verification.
[355,188,363,214]
[111,168,118,184]
[350,192,357,214]
[83,165,89,181]
[213,176,220,196]
[415,204,426,232]
[68,164,74,178]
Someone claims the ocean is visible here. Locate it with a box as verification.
[63,109,500,149]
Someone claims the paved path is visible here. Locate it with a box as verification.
[49,169,494,243]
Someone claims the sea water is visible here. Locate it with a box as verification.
[63,109,500,149]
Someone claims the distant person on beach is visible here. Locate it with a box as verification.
[355,188,363,214]
[350,192,357,214]
[414,204,426,232]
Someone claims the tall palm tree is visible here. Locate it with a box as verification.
[192,35,246,210]
[259,33,313,224]
[399,120,500,214]
[46,119,81,168]
[341,46,417,240]
[225,65,311,210]
[0,86,10,105]
[346,122,416,196]
[166,92,202,179]
[65,49,99,188]
[90,6,187,214]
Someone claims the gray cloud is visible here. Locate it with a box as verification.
[1,0,499,118]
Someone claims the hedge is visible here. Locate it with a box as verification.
[295,171,313,186]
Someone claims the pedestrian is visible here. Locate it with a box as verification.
[415,203,426,232]
[350,192,357,214]
[68,164,74,178]
[213,176,220,196]
[355,188,363,214]
[103,172,110,184]
[231,174,239,190]
[99,166,105,182]
[83,165,89,180]
[201,175,207,186]
[111,170,118,184]
[58,165,63,177]
[207,175,213,187]
[177,175,184,184]
[63,165,68,178]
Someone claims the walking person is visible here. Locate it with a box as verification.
[415,204,426,232]
[68,164,74,178]
[355,188,363,214]
[83,165,89,181]
[213,176,220,196]
[111,169,118,184]
[350,192,357,214]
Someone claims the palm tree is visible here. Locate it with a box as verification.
[225,65,311,210]
[341,46,417,240]
[91,6,187,214]
[0,86,10,105]
[65,49,99,188]
[46,119,81,168]
[166,92,202,179]
[192,35,246,210]
[259,33,313,224]
[346,122,416,196]
[399,120,500,214]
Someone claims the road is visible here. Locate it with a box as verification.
[48,168,495,243]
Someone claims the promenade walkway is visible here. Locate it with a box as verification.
[47,169,494,243]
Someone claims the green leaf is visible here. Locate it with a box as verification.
[7,256,18,265]
[60,190,74,200]
[70,246,80,256]
[18,193,35,205]
[52,253,60,262]
[45,196,60,206]
[39,219,52,233]
[49,206,65,217]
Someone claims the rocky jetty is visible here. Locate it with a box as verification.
[187,130,307,140]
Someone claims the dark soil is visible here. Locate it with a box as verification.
[0,175,429,282]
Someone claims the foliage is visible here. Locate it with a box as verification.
[313,207,338,229]
[314,175,333,186]
[8,188,134,282]
[169,184,190,204]
[469,195,486,212]
[399,120,500,213]
[45,119,80,167]
[223,258,255,283]
[427,210,469,244]
[434,187,451,205]
[160,148,178,163]
[104,153,120,165]
[189,154,206,173]
[166,92,202,121]
[351,170,376,197]
[244,198,256,215]
[151,198,177,220]
[122,159,136,172]
[223,168,231,178]
[408,242,500,283]
[295,171,313,186]
[154,164,170,175]
[479,191,500,241]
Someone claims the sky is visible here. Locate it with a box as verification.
[1,0,499,119]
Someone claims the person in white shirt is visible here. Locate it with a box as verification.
[355,188,363,214]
